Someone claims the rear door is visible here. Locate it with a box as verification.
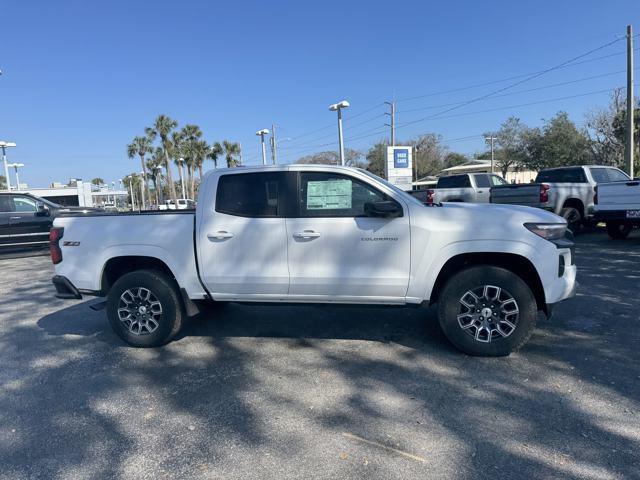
[286,170,410,300]
[198,171,293,297]
[7,195,52,247]
[472,174,491,202]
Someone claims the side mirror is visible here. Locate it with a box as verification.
[364,200,402,218]
[36,202,50,216]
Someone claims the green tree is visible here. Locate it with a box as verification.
[484,117,530,177]
[295,149,363,167]
[215,140,242,168]
[365,142,387,177]
[522,112,593,171]
[208,142,224,169]
[146,115,178,203]
[90,177,105,186]
[0,175,5,190]
[145,149,164,205]
[443,152,468,169]
[410,134,447,179]
[127,133,154,205]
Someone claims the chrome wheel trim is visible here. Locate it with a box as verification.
[117,287,162,335]
[457,285,519,343]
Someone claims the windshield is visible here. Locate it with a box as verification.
[358,169,424,206]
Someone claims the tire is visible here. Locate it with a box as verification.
[106,269,184,347]
[437,266,537,357]
[606,221,632,240]
[560,206,582,234]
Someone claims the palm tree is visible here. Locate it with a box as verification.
[126,133,154,205]
[191,140,210,198]
[90,177,105,186]
[146,115,178,203]
[208,142,223,169]
[215,140,242,168]
[179,124,202,199]
[170,130,186,199]
[146,149,164,205]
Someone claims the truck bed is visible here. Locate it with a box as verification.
[490,183,544,208]
[53,211,206,298]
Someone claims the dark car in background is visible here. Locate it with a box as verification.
[0,193,101,251]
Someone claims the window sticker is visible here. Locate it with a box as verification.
[307,179,352,210]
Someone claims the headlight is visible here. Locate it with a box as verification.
[524,223,567,240]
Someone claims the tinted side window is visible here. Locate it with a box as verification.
[216,172,286,218]
[490,175,507,186]
[299,172,390,217]
[437,175,471,188]
[0,196,14,213]
[606,168,630,182]
[474,175,490,188]
[13,196,37,212]
[589,168,610,183]
[536,168,587,183]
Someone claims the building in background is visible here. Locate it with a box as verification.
[16,180,127,207]
[438,161,537,184]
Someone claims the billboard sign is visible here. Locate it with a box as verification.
[385,146,413,191]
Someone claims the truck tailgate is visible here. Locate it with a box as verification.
[490,184,542,207]
[596,181,640,210]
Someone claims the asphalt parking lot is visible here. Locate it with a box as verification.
[0,230,639,480]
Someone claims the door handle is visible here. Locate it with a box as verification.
[10,216,22,220]
[207,230,234,240]
[293,230,321,239]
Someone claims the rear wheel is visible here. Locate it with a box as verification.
[437,266,537,357]
[606,221,632,239]
[106,269,184,347]
[560,206,582,234]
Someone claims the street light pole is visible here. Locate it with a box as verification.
[256,129,270,165]
[8,163,24,190]
[329,101,350,166]
[0,141,17,191]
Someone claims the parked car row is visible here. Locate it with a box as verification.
[410,165,637,237]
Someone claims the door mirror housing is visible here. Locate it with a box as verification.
[36,202,50,216]
[364,200,402,218]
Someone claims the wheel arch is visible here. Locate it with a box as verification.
[100,256,176,296]
[429,252,545,311]
[562,197,585,217]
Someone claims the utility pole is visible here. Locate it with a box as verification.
[270,124,278,164]
[484,135,497,173]
[626,24,635,177]
[384,101,396,146]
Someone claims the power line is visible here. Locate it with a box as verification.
[397,85,635,130]
[396,47,638,103]
[398,68,638,114]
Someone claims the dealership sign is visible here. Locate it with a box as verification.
[385,146,413,191]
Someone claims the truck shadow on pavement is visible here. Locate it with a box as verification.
[3,231,637,478]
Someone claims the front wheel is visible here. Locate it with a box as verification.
[606,221,632,240]
[106,269,184,347]
[437,266,537,357]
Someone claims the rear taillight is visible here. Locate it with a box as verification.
[49,227,64,265]
[540,184,550,203]
[594,185,598,205]
[426,189,435,204]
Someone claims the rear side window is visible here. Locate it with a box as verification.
[589,168,610,183]
[606,168,630,182]
[437,175,471,188]
[216,172,286,217]
[474,175,490,188]
[0,196,13,213]
[536,168,587,183]
[490,175,507,186]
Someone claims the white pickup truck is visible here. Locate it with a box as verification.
[594,178,640,239]
[490,165,631,232]
[425,173,508,204]
[51,165,577,357]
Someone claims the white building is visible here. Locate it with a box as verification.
[439,161,537,184]
[15,181,127,207]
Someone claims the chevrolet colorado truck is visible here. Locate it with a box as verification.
[50,165,577,357]
[594,178,640,239]
[490,165,630,232]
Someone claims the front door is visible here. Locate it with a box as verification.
[286,171,411,300]
[198,171,293,297]
[7,195,51,248]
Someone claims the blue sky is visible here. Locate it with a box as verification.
[1,0,638,187]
